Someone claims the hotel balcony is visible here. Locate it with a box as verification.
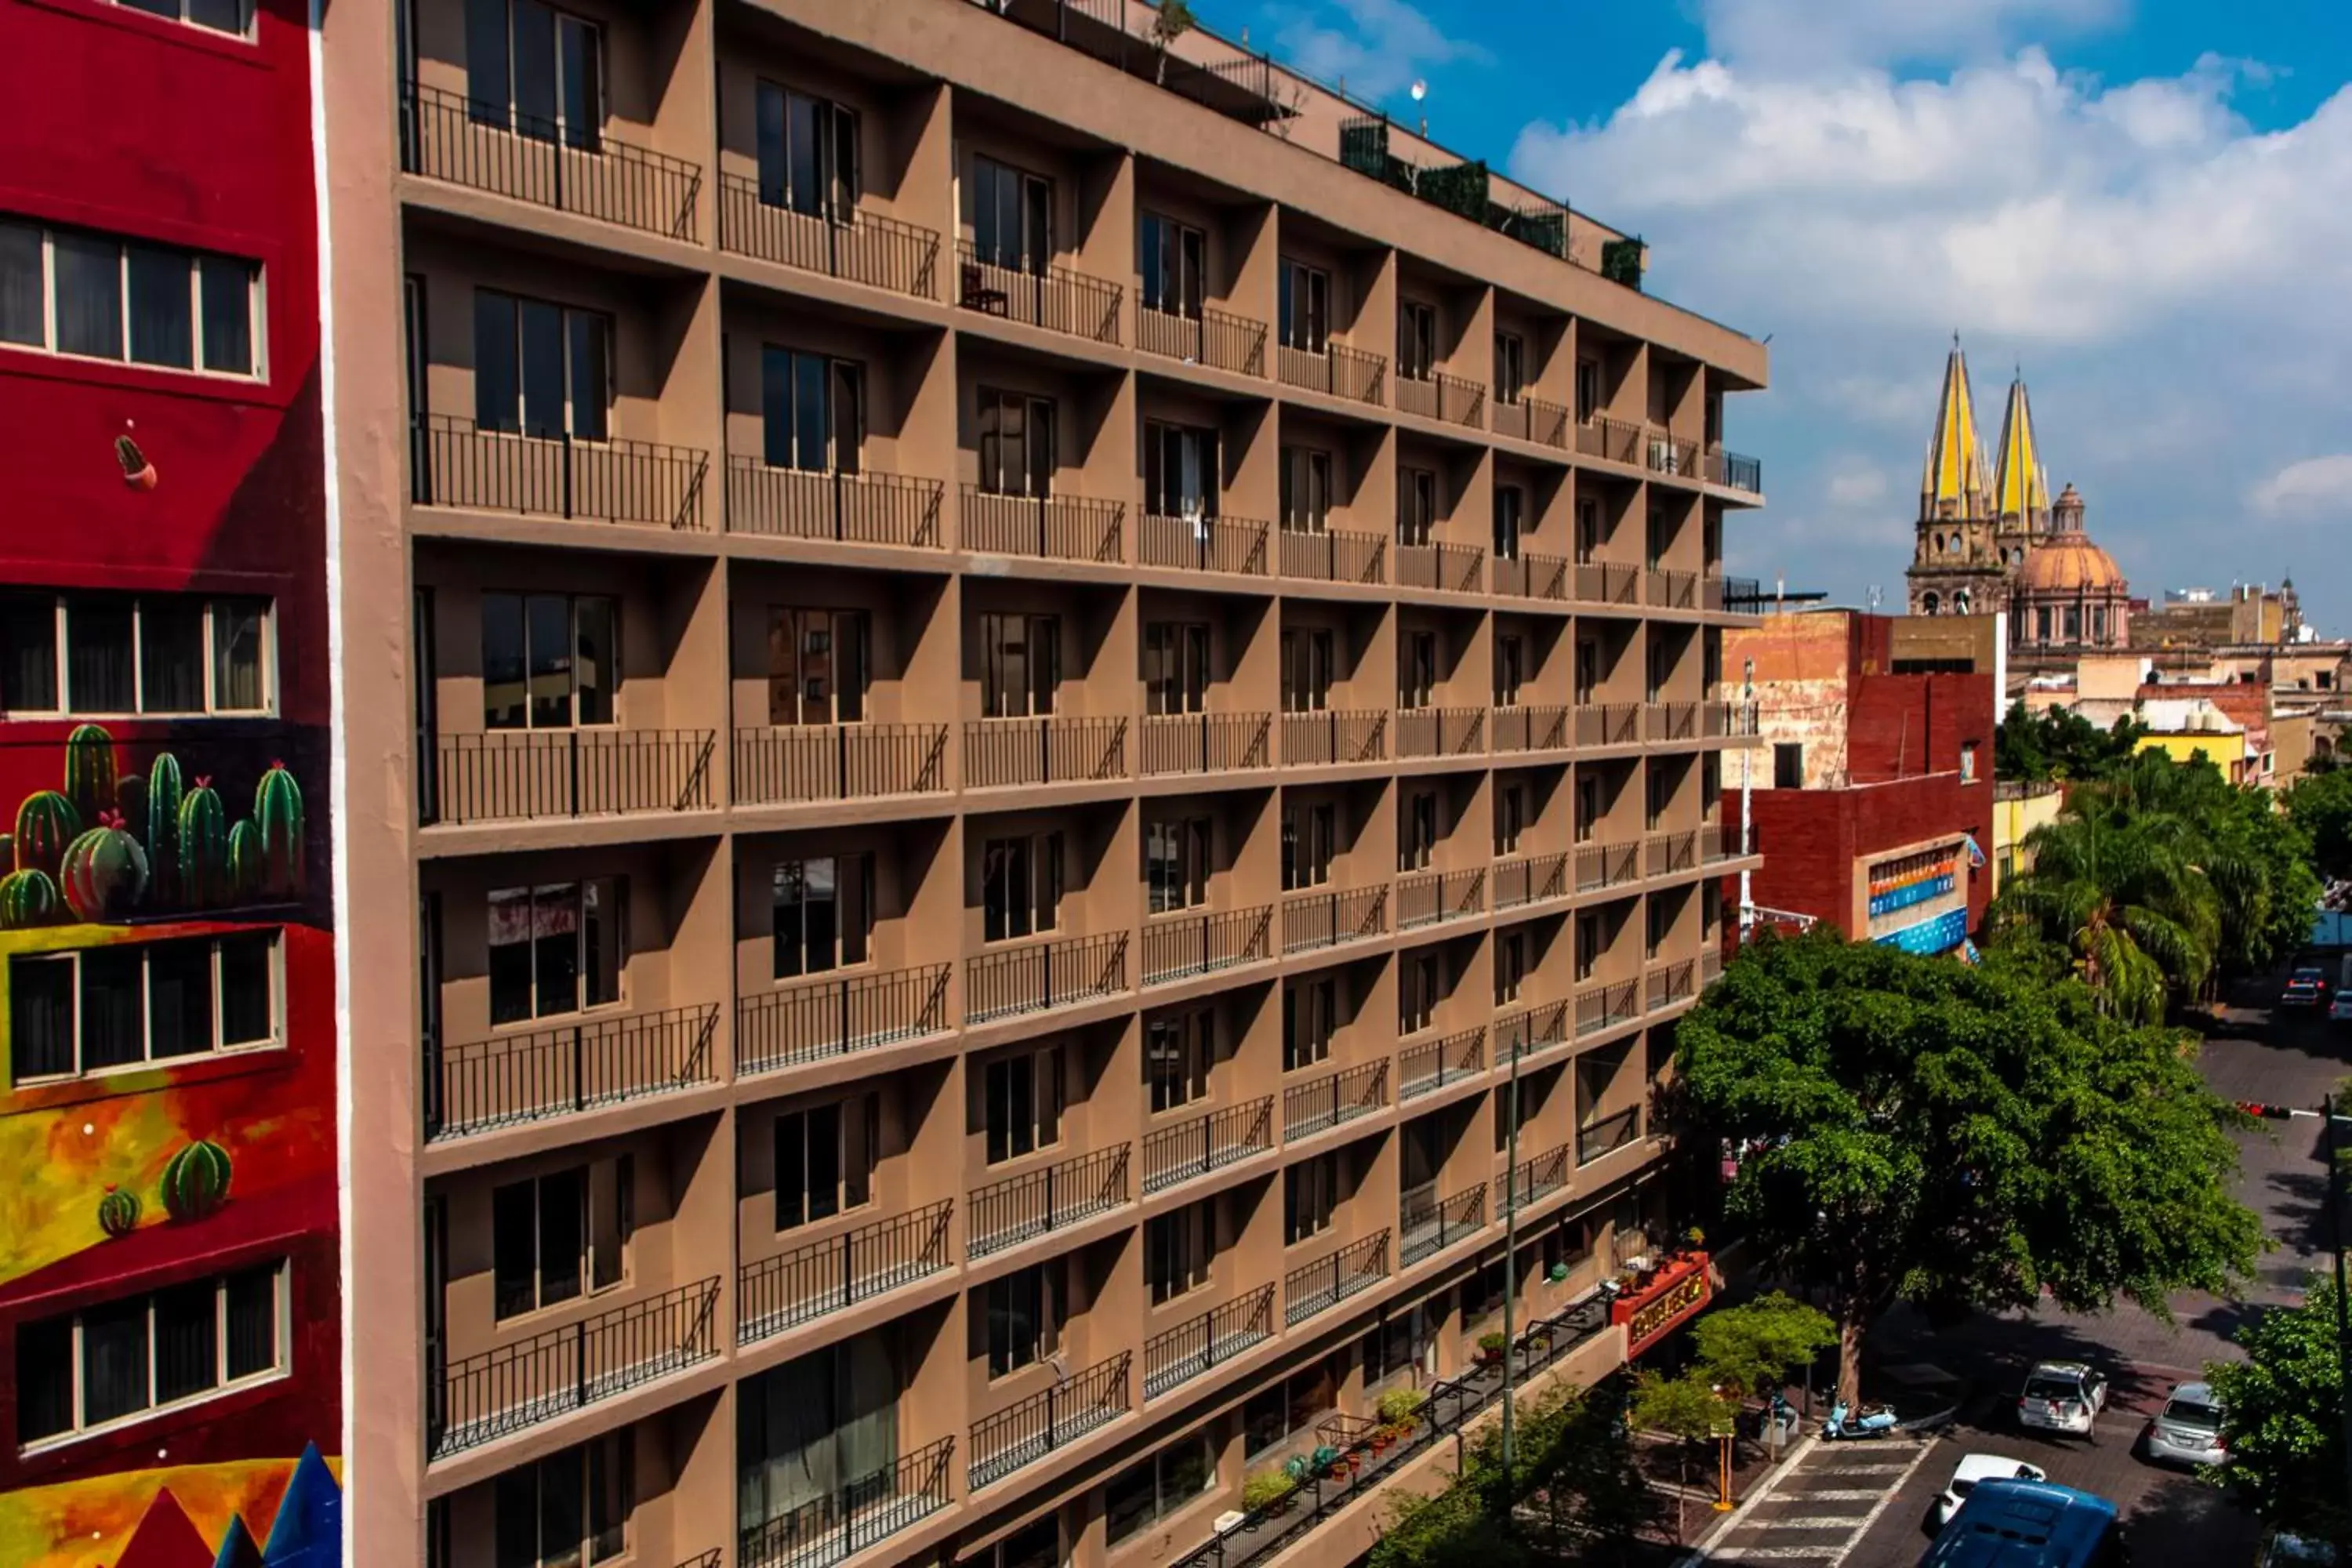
[963,715,1130,789]
[1276,525,1388,586]
[1142,1097,1276,1194]
[960,488,1127,564]
[1395,540,1485,595]
[1396,369,1486,430]
[412,416,713,532]
[718,182,942,299]
[1280,709,1388,767]
[1138,302,1268,377]
[968,1349,1134,1490]
[1490,706,1569,755]
[1645,829,1700,878]
[1496,999,1570,1068]
[1493,852,1569,911]
[1283,1229,1390,1327]
[966,931,1131,1025]
[1276,340,1387,405]
[1139,712,1274,777]
[399,80,704,242]
[1574,978,1642,1039]
[735,964,953,1077]
[1575,840,1641,894]
[1398,1181,1486,1267]
[1282,1061,1389,1142]
[1576,1105,1643,1166]
[1142,1283,1276,1400]
[724,465,946,550]
[1491,551,1570,601]
[1575,703,1642,749]
[732,722,951,808]
[423,1001,720,1143]
[1142,905,1276,987]
[1396,867,1485,931]
[1494,1142,1571,1214]
[1573,561,1644,609]
[1576,413,1644,466]
[736,1438,956,1568]
[736,1200,955,1345]
[1646,958,1698,1012]
[956,246,1124,346]
[1397,1025,1485,1102]
[1490,393,1571,450]
[967,1145,1133,1259]
[1141,510,1274,578]
[1395,707,1486,760]
[1281,884,1389,956]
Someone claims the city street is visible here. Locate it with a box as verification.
[1696,970,2347,1566]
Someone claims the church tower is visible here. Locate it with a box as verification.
[1906,339,2005,616]
[1991,372,2049,552]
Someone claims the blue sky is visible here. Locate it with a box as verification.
[1209,0,2352,630]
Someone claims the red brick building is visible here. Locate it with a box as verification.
[1723,612,1996,953]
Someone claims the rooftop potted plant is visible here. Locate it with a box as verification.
[1243,1468,1297,1516]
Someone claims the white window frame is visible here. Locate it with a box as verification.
[0,220,263,379]
[0,592,277,718]
[9,932,285,1084]
[109,0,253,38]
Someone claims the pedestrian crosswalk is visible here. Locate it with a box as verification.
[1693,1438,1936,1565]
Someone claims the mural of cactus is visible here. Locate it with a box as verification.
[117,771,147,850]
[60,811,150,921]
[228,818,263,902]
[161,1138,233,1223]
[98,1185,141,1240]
[64,722,117,826]
[0,868,60,928]
[14,789,80,879]
[179,778,227,906]
[147,752,184,906]
[255,761,304,898]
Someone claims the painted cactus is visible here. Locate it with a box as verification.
[64,723,117,827]
[61,812,150,920]
[13,789,80,879]
[255,760,303,898]
[147,752,184,906]
[97,1185,140,1240]
[160,1138,232,1223]
[178,779,227,907]
[227,818,263,902]
[0,869,60,928]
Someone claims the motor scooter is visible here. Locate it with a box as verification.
[1821,1397,1898,1440]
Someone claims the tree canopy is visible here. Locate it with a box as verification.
[1690,1292,1839,1400]
[1673,931,2263,1403]
[2287,766,2352,884]
[1994,699,2146,783]
[2207,1279,2348,1546]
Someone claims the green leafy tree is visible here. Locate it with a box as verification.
[1628,1370,1735,1542]
[2288,766,2352,883]
[1690,1292,1838,1400]
[1994,699,2145,783]
[1992,808,2219,1022]
[1675,931,2263,1406]
[2206,1279,2348,1546]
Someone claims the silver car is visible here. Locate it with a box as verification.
[2145,1381,2226,1466]
[2017,1360,2107,1436]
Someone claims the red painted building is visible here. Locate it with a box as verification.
[0,0,339,1559]
[1723,612,1995,954]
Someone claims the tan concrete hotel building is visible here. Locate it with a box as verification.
[317,1,1772,1564]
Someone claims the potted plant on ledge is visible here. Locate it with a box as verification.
[1243,1469,1298,1518]
[1376,1385,1427,1446]
[1476,1330,1508,1367]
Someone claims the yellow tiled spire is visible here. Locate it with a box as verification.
[1919,336,1989,517]
[1992,372,2049,524]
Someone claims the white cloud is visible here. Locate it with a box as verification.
[2251,456,2352,518]
[1697,0,2120,74]
[1263,0,1487,103]
[1827,461,1892,507]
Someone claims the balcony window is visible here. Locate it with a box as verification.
[1399,950,1439,1036]
[1401,630,1436,710]
[16,1261,285,1448]
[1276,260,1327,353]
[1494,332,1525,405]
[982,1261,1062,1377]
[10,933,279,1083]
[473,289,608,441]
[1280,801,1333,892]
[1494,485,1524,563]
[1361,1302,1435,1385]
[1144,1201,1210,1305]
[0,220,260,377]
[1278,446,1330,532]
[756,83,858,218]
[1575,774,1599,843]
[739,1342,899,1544]
[1144,421,1218,522]
[1574,358,1600,423]
[464,0,602,149]
[980,612,1058,718]
[1496,782,1525,856]
[982,833,1063,942]
[1145,817,1210,915]
[769,607,869,726]
[1399,468,1436,548]
[1400,791,1436,872]
[775,1094,877,1231]
[1496,636,1524,708]
[976,387,1054,498]
[492,1156,631,1319]
[1646,897,1670,960]
[773,855,873,980]
[1398,301,1435,381]
[760,348,863,473]
[1140,213,1205,319]
[486,879,624,1026]
[1576,499,1601,564]
[1143,622,1209,717]
[1105,1431,1214,1545]
[1279,628,1332,713]
[1495,930,1527,1007]
[481,591,615,729]
[987,1516,1062,1568]
[1283,976,1334,1073]
[973,157,1052,274]
[1283,1156,1336,1245]
[1646,767,1668,830]
[1576,913,1599,983]
[495,1433,632,1568]
[983,1044,1063,1165]
[0,591,270,717]
[1146,1007,1211,1115]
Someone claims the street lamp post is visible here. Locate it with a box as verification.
[2325,1095,2352,1566]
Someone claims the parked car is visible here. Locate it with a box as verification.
[2018,1360,2109,1436]
[2327,991,2352,1024]
[1931,1453,2048,1530]
[2262,1532,2334,1567]
[2143,1381,2227,1467]
[2281,967,2330,1008]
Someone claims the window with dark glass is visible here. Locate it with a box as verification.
[1143,622,1210,716]
[1280,801,1333,892]
[1494,485,1524,562]
[1494,332,1525,405]
[1496,636,1524,708]
[1574,358,1601,423]
[0,219,260,376]
[980,612,1057,719]
[493,1434,632,1568]
[1401,630,1436,709]
[738,1342,902,1555]
[983,1045,1062,1164]
[1576,498,1602,564]
[1278,445,1331,532]
[1576,912,1599,982]
[14,1261,284,1446]
[1398,301,1435,381]
[768,606,869,726]
[465,0,603,147]
[1575,772,1599,844]
[1399,468,1436,547]
[0,593,270,716]
[1400,951,1439,1035]
[772,855,872,979]
[492,1157,630,1319]
[1277,260,1327,352]
[775,1096,876,1230]
[982,833,1062,942]
[1144,421,1219,521]
[1773,742,1802,789]
[1400,791,1436,872]
[1575,637,1598,707]
[974,158,1052,274]
[1140,213,1205,318]
[1279,628,1332,713]
[982,1261,1061,1377]
[481,591,616,729]
[114,0,249,33]
[1145,1202,1210,1305]
[1495,930,1527,1006]
[1283,976,1334,1071]
[1496,782,1526,856]
[1284,1156,1336,1245]
[991,1515,1062,1568]
[9,932,278,1082]
[487,879,624,1026]
[1146,1009,1211,1114]
[1145,817,1210,915]
[760,348,862,473]
[976,388,1054,497]
[473,289,608,439]
[755,83,858,217]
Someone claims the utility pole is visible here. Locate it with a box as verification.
[2327,1095,2352,1566]
[1738,657,1755,942]
[1500,1040,1522,1479]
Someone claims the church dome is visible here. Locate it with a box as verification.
[2019,535,2125,593]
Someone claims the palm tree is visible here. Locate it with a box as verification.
[1994,810,2220,1023]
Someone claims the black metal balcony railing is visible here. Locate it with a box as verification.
[1577,1106,1642,1165]
[735,964,953,1076]
[1143,906,1274,987]
[1497,1000,1569,1065]
[1575,978,1642,1037]
[1574,703,1641,749]
[1572,561,1642,608]
[399,81,702,241]
[1280,884,1388,956]
[967,931,1130,1025]
[1704,701,1762,739]
[969,1351,1133,1490]
[1396,867,1484,929]
[1715,575,1766,614]
[1574,840,1641,892]
[1647,430,1702,480]
[738,1201,955,1344]
[1396,707,1485,759]
[1138,303,1268,376]
[1144,1283,1276,1400]
[1398,1025,1484,1101]
[412,415,710,531]
[1495,1143,1571,1213]
[1490,705,1568,753]
[423,1003,718,1142]
[1719,450,1763,493]
[725,463,945,549]
[1648,959,1697,1011]
[1400,1184,1486,1266]
[1493,852,1567,911]
[963,716,1129,789]
[1396,370,1485,428]
[1276,341,1386,405]
[423,728,714,827]
[738,1436,955,1568]
[1395,541,1485,594]
[1142,511,1272,576]
[960,488,1126,563]
[1646,829,1699,878]
[718,177,940,298]
[1280,709,1388,766]
[1523,395,1573,450]
[1491,552,1568,601]
[1576,414,1643,466]
[1276,525,1387,585]
[733,724,950,807]
[427,1276,720,1457]
[1283,1061,1388,1141]
[1284,1230,1390,1327]
[1647,568,1700,612]
[969,1145,1132,1258]
[1140,712,1273,776]
[1144,1097,1275,1193]
[1646,702,1700,742]
[956,245,1123,344]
